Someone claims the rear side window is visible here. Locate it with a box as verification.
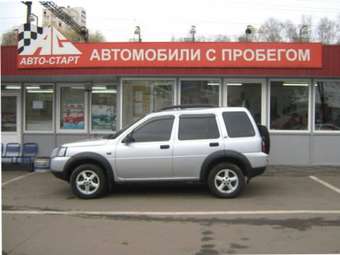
[132,116,174,142]
[223,111,255,137]
[179,114,220,140]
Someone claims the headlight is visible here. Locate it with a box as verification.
[56,147,67,157]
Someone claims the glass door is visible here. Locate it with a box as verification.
[1,93,21,144]
[224,79,265,125]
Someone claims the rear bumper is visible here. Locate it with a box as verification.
[248,167,266,178]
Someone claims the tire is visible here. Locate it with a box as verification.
[207,163,245,198]
[70,164,108,199]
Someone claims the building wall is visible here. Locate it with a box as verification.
[42,6,86,35]
[2,77,340,165]
[2,43,340,166]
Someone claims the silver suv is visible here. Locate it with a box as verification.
[50,105,269,199]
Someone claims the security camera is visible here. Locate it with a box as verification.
[245,25,253,35]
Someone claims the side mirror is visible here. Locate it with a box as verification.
[122,133,135,144]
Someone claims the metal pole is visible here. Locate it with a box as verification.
[22,1,32,24]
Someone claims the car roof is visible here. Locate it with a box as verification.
[148,106,249,117]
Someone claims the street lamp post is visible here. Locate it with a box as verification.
[21,1,32,24]
[299,25,309,42]
[190,25,196,42]
[134,26,142,42]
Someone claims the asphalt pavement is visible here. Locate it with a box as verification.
[2,168,340,254]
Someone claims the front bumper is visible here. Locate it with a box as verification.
[50,156,70,181]
[51,170,68,181]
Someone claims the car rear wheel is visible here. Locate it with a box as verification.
[208,163,245,198]
[70,164,108,199]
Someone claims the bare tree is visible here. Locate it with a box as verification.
[88,30,106,42]
[316,17,337,44]
[237,34,248,42]
[213,34,231,42]
[336,14,340,44]
[62,30,105,42]
[1,29,17,46]
[257,18,284,42]
[299,16,313,42]
[282,16,312,42]
[171,34,230,42]
[283,20,299,42]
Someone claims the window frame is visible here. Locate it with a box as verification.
[89,83,118,134]
[119,77,176,129]
[178,113,221,141]
[223,78,266,125]
[128,115,175,143]
[56,84,88,134]
[313,79,340,134]
[1,86,21,135]
[179,78,222,106]
[268,79,312,133]
[23,83,55,134]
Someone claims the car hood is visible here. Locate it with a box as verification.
[63,138,110,148]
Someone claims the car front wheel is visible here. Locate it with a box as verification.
[70,164,108,199]
[208,163,245,198]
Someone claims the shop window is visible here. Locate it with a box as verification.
[25,85,54,131]
[226,82,262,124]
[1,96,17,132]
[270,81,310,130]
[181,80,220,105]
[122,80,174,127]
[315,81,340,131]
[91,85,117,132]
[60,86,86,130]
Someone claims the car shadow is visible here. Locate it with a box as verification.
[108,182,211,198]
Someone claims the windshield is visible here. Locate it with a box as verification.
[103,116,144,139]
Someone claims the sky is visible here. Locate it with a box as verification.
[0,0,340,42]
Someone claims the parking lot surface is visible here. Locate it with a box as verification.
[2,168,340,254]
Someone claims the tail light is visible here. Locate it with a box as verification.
[261,140,266,153]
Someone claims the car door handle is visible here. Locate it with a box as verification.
[160,145,170,149]
[209,142,219,147]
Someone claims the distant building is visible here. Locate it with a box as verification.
[42,5,86,32]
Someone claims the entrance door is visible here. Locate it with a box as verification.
[1,93,21,144]
[224,79,265,125]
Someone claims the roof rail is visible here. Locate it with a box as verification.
[160,104,217,111]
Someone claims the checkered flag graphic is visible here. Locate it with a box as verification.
[17,23,44,54]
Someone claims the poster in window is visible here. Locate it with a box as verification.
[63,102,85,129]
[32,100,44,109]
[92,105,115,130]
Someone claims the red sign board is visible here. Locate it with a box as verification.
[17,27,322,69]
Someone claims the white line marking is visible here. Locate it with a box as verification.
[2,172,36,187]
[310,175,340,195]
[3,210,340,216]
